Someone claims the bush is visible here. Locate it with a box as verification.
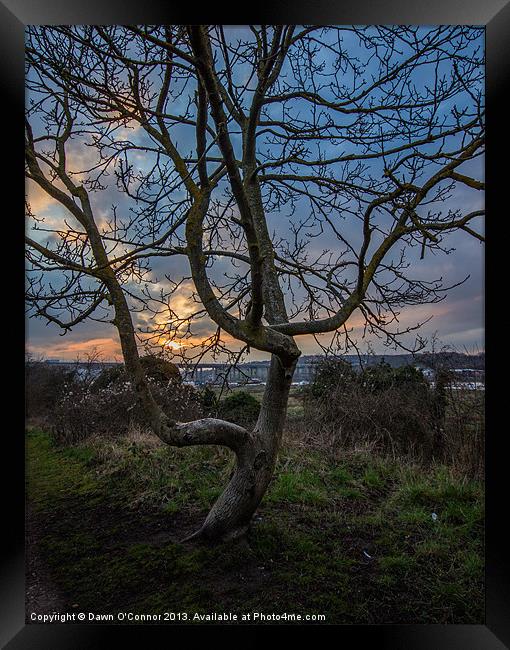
[25,361,77,421]
[200,386,220,417]
[88,365,125,391]
[309,357,357,399]
[301,357,485,477]
[218,390,260,428]
[90,356,182,392]
[439,383,485,479]
[50,356,201,445]
[139,355,182,384]
[303,359,437,460]
[361,362,429,393]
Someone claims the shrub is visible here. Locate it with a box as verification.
[25,361,77,421]
[200,386,220,417]
[90,355,182,391]
[303,359,437,460]
[139,355,182,384]
[361,361,429,393]
[309,357,357,399]
[88,365,125,391]
[301,357,484,477]
[440,384,485,479]
[218,390,260,428]
[51,357,201,445]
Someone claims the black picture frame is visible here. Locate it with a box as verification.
[3,2,508,648]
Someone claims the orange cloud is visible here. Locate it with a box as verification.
[28,337,123,362]
[26,179,57,213]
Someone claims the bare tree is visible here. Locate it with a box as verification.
[25,25,484,541]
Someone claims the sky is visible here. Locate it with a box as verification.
[25,26,485,363]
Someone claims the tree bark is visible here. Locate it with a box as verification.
[190,354,297,542]
[93,237,299,543]
[108,268,297,542]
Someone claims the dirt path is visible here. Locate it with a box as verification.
[25,504,67,617]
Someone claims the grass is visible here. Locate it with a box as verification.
[209,383,306,418]
[25,427,484,624]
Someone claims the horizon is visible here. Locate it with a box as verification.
[29,347,485,366]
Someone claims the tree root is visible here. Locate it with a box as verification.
[179,523,249,545]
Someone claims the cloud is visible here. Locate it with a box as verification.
[28,336,122,362]
[26,179,57,213]
[25,27,484,364]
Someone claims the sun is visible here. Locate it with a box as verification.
[162,339,183,350]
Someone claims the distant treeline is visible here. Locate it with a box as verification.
[33,351,485,372]
[415,351,484,370]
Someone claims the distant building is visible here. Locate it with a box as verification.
[31,352,485,389]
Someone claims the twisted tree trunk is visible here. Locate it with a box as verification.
[107,275,297,542]
[191,354,297,542]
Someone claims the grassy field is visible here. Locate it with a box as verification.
[26,427,484,624]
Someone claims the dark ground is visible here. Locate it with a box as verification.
[25,428,484,624]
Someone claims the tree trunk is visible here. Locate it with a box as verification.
[103,270,299,544]
[191,354,296,542]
